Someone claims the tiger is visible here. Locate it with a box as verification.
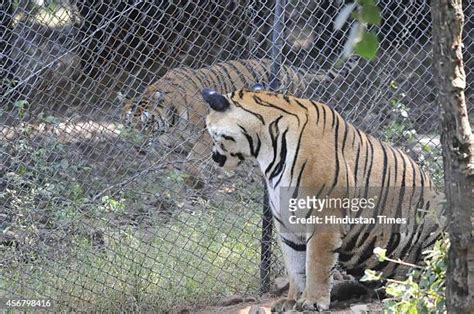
[202,86,445,311]
[119,58,354,188]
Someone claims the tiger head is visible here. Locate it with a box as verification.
[202,87,265,171]
[118,88,178,135]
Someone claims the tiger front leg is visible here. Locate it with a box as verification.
[295,231,341,312]
[271,236,306,312]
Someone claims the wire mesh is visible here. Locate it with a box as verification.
[0,0,472,311]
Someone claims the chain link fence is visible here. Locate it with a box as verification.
[1,0,472,311]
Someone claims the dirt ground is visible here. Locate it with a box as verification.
[191,297,383,314]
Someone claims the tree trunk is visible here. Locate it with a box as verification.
[431,1,474,312]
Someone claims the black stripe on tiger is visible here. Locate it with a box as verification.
[328,114,341,195]
[310,100,321,125]
[232,99,266,125]
[238,125,261,158]
[197,70,215,89]
[269,129,288,185]
[292,160,307,200]
[281,236,306,251]
[289,113,308,187]
[222,134,236,142]
[353,128,363,187]
[341,119,351,194]
[226,61,253,86]
[253,95,300,124]
[363,136,375,199]
[322,105,327,133]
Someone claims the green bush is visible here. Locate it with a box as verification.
[362,237,448,313]
[382,81,444,186]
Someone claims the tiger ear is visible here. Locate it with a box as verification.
[201,88,230,112]
[153,91,164,102]
[250,83,265,92]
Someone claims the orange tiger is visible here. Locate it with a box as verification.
[119,59,351,187]
[203,87,444,311]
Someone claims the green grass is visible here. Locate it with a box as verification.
[0,131,267,311]
[1,196,263,312]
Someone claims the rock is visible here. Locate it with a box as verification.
[219,295,244,306]
[271,276,289,295]
[331,280,373,302]
[248,305,266,314]
[333,269,344,281]
[350,303,369,313]
[170,305,191,314]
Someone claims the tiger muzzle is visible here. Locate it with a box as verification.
[212,150,227,167]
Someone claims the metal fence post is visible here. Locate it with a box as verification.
[269,0,285,91]
[260,181,273,294]
[260,0,286,295]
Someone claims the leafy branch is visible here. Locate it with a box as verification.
[334,0,381,60]
[361,238,448,313]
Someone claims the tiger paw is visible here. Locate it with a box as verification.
[271,297,296,313]
[294,297,329,312]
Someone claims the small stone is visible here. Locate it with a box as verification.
[248,305,265,314]
[219,294,244,306]
[170,305,190,314]
[342,272,355,281]
[351,303,369,313]
[333,269,344,281]
[244,296,257,303]
[272,276,289,294]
